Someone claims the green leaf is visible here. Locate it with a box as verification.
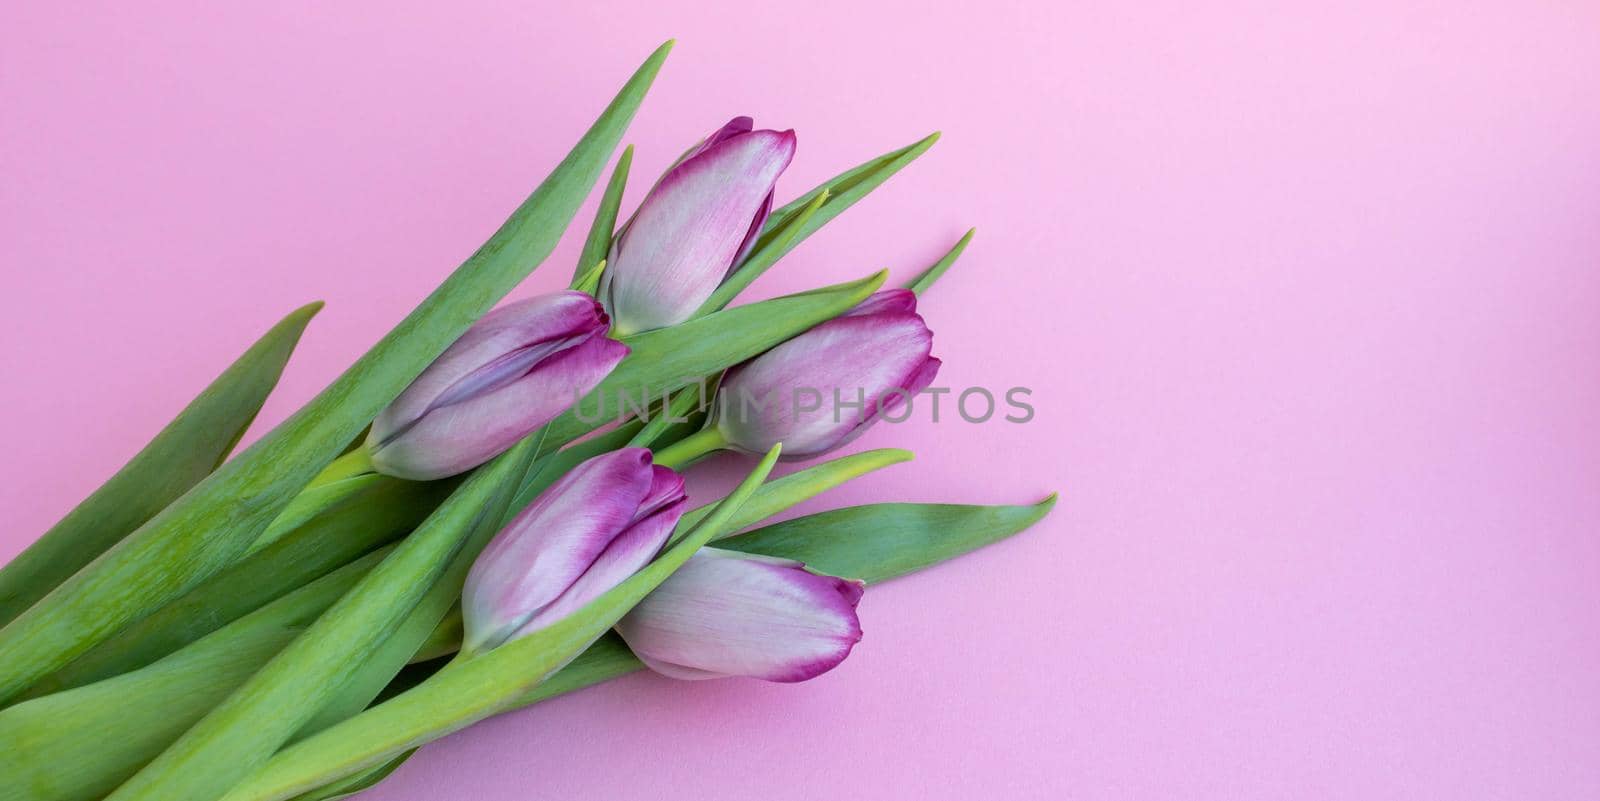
[22,477,447,698]
[904,228,975,296]
[0,302,320,627]
[220,447,785,801]
[283,751,416,801]
[719,495,1057,583]
[0,40,673,704]
[571,145,633,288]
[103,435,544,801]
[762,132,939,234]
[699,132,939,312]
[542,269,887,447]
[0,549,388,801]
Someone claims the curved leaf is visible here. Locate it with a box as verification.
[0,302,320,626]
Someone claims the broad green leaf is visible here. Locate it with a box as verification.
[104,435,544,801]
[220,447,784,801]
[720,495,1057,582]
[23,477,446,697]
[700,132,939,312]
[0,550,388,801]
[0,302,320,627]
[571,145,633,287]
[904,227,975,296]
[0,40,673,704]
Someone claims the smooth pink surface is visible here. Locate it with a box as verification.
[3,2,1598,798]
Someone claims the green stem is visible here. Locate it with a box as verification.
[650,426,726,469]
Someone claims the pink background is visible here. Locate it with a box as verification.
[4,2,1599,798]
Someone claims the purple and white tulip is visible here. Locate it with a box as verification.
[615,548,865,682]
[713,289,941,460]
[599,116,797,336]
[368,291,628,481]
[462,448,687,653]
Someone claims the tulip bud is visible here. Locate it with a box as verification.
[599,117,797,335]
[367,291,628,481]
[462,448,687,653]
[712,289,940,460]
[615,548,864,682]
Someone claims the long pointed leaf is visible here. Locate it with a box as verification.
[571,145,632,287]
[0,302,321,626]
[0,549,389,801]
[0,40,673,704]
[904,227,975,295]
[23,477,446,697]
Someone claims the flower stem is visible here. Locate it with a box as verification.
[650,426,727,469]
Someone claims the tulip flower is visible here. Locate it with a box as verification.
[462,448,687,653]
[367,292,628,481]
[599,116,797,336]
[654,289,940,468]
[615,548,864,682]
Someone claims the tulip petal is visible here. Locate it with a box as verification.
[511,490,686,637]
[604,129,797,334]
[682,116,755,163]
[728,189,775,272]
[825,354,943,453]
[615,548,864,682]
[716,311,933,458]
[370,293,608,446]
[370,334,628,480]
[462,449,656,651]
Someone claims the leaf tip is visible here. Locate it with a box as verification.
[276,300,325,339]
[881,447,915,464]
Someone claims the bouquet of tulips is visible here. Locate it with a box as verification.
[0,41,1054,801]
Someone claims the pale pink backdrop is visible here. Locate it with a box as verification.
[4,1,1599,799]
